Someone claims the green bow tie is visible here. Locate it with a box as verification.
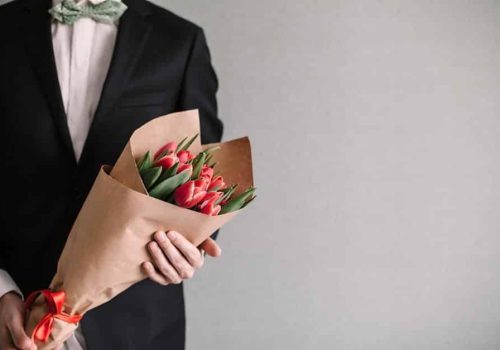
[49,0,127,25]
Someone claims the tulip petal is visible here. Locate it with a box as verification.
[198,192,223,216]
[155,155,179,170]
[154,142,177,160]
[177,150,195,163]
[208,175,226,192]
[177,163,193,177]
[199,164,214,182]
[157,162,179,182]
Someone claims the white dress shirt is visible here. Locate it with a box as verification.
[0,0,119,348]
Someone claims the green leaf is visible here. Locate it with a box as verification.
[220,187,256,214]
[175,137,188,153]
[179,133,199,151]
[148,171,191,200]
[137,151,153,172]
[191,152,206,180]
[215,185,237,204]
[241,195,256,208]
[220,184,237,194]
[158,162,179,182]
[141,166,162,190]
[204,153,213,165]
[203,145,220,154]
[165,191,176,204]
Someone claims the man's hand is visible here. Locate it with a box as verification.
[0,292,35,350]
[142,230,221,285]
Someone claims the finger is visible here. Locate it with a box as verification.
[164,231,203,268]
[147,241,182,284]
[141,261,170,286]
[153,231,195,279]
[0,326,16,350]
[6,315,34,350]
[199,238,222,257]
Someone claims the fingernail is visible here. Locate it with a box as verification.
[156,231,166,242]
[167,230,177,240]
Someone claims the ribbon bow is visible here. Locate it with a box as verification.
[25,289,82,343]
[49,0,128,25]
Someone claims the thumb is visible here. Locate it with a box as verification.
[7,319,34,350]
[199,238,221,257]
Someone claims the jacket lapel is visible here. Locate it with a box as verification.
[78,0,152,165]
[21,0,77,165]
[20,0,153,167]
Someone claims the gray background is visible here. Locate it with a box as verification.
[2,0,499,349]
[157,1,500,349]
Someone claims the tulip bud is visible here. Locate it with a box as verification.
[177,150,195,163]
[208,176,226,192]
[198,191,222,216]
[177,163,193,177]
[174,179,208,208]
[155,154,179,170]
[154,142,177,160]
[199,164,214,182]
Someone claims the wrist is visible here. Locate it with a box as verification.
[0,291,22,304]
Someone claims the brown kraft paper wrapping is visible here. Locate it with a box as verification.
[24,110,254,349]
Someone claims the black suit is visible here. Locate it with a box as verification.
[0,0,222,348]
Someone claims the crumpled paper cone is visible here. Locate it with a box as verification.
[25,110,254,349]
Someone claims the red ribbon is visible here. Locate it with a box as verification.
[25,289,82,343]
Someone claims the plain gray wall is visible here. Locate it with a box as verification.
[3,0,499,348]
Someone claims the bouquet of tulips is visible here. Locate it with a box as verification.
[137,135,255,216]
[24,110,254,349]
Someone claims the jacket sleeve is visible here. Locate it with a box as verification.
[177,27,222,241]
[177,27,223,145]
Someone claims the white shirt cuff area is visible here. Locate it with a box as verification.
[0,269,23,300]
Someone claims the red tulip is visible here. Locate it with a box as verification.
[198,191,222,216]
[177,150,195,163]
[174,179,208,208]
[208,175,226,191]
[155,154,179,170]
[199,164,214,182]
[154,142,177,159]
[177,163,193,176]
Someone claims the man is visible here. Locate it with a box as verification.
[0,0,223,348]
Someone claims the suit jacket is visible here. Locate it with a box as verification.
[0,0,222,348]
